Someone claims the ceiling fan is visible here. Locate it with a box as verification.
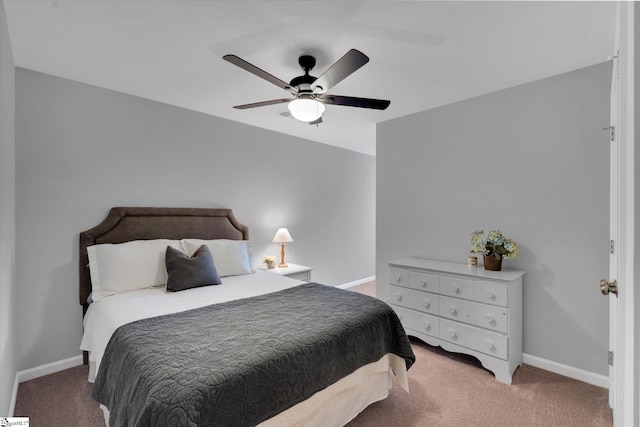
[223,49,390,124]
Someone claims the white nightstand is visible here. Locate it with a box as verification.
[262,263,313,282]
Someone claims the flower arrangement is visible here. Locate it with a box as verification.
[263,255,277,269]
[470,229,519,260]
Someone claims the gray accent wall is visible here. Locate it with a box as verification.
[15,68,375,371]
[377,62,611,375]
[0,0,16,415]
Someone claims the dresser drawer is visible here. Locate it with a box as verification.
[390,285,439,315]
[440,318,508,360]
[475,281,508,307]
[439,295,508,333]
[393,306,439,338]
[408,271,439,293]
[389,267,409,287]
[439,276,474,300]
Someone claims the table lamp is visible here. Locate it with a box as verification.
[272,228,293,268]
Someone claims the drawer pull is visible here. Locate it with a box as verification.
[486,291,496,300]
[485,314,495,324]
[395,294,402,302]
[485,340,495,350]
[423,321,431,331]
[423,299,431,309]
[421,280,428,289]
[448,329,457,339]
[394,274,402,284]
[449,306,457,316]
[453,286,461,294]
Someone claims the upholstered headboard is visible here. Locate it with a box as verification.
[79,207,249,311]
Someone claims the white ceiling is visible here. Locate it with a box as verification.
[4,1,616,155]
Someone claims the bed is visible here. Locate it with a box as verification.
[79,207,415,427]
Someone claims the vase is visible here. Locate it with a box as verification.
[483,255,502,271]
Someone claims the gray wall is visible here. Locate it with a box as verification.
[377,62,611,375]
[0,0,16,415]
[15,68,375,371]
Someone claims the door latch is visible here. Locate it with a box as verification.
[600,279,618,296]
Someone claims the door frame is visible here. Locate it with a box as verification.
[611,2,636,426]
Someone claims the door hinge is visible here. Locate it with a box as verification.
[608,351,614,366]
[602,126,615,142]
[610,240,615,255]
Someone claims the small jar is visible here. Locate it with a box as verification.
[468,256,478,267]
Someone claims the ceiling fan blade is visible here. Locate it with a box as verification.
[311,49,369,94]
[233,98,293,110]
[223,55,297,95]
[319,94,390,110]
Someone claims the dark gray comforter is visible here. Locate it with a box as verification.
[92,282,415,427]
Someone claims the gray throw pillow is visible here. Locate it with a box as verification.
[165,244,221,292]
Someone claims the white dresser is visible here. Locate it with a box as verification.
[388,258,525,384]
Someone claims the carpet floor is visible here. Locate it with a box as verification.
[15,281,612,426]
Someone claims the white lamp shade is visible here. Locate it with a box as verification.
[288,99,325,122]
[272,228,293,243]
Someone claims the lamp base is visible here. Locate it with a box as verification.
[278,242,288,268]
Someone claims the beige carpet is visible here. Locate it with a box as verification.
[14,362,104,426]
[346,339,612,427]
[15,281,612,427]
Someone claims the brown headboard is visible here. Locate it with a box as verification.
[79,207,249,310]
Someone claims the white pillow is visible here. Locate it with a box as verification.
[87,239,181,302]
[181,239,255,277]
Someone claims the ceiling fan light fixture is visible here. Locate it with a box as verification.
[288,98,325,122]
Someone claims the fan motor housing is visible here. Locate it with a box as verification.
[290,74,316,88]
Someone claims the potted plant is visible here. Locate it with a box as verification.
[263,255,277,269]
[470,229,519,271]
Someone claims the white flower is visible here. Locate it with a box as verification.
[470,229,518,260]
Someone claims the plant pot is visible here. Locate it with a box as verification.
[483,255,502,271]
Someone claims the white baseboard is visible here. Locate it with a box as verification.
[9,375,18,417]
[10,354,84,415]
[338,276,375,289]
[16,354,83,383]
[523,353,609,389]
